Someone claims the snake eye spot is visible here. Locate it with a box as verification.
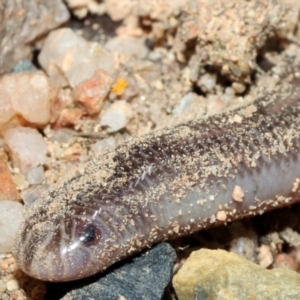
[79,224,101,246]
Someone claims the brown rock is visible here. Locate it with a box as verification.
[0,150,19,201]
[73,69,113,115]
[274,252,298,271]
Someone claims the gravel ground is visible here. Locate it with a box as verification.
[1,0,300,299]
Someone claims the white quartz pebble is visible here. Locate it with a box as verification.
[199,73,217,92]
[0,200,24,252]
[4,126,48,174]
[39,28,115,87]
[100,100,133,132]
[105,36,149,59]
[26,166,45,185]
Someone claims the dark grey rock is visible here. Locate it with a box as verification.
[62,243,176,300]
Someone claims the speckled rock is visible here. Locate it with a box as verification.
[60,243,176,300]
[173,248,300,300]
[0,0,69,74]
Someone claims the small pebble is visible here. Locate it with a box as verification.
[6,279,19,291]
[91,137,116,154]
[12,59,37,73]
[258,244,274,268]
[57,108,83,126]
[274,252,298,271]
[198,73,217,92]
[4,126,48,174]
[26,166,45,185]
[73,69,113,115]
[50,128,75,145]
[232,81,246,94]
[12,173,29,190]
[0,151,19,201]
[100,100,133,132]
[228,222,258,263]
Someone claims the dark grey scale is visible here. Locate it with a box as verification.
[240,121,255,132]
[255,103,269,116]
[147,145,162,158]
[252,138,260,146]
[260,136,272,148]
[258,119,268,133]
[260,121,275,134]
[190,133,204,152]
[130,140,162,166]
[288,105,300,118]
[149,141,172,164]
[272,116,286,128]
[195,140,207,156]
[158,135,178,158]
[114,154,134,171]
[206,130,227,148]
[135,148,158,164]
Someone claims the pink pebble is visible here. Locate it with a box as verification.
[4,126,48,174]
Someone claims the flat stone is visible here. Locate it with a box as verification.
[59,243,176,300]
[173,248,300,300]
